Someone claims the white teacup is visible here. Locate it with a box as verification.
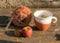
[33,10,57,31]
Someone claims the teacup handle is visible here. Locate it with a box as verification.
[52,16,57,23]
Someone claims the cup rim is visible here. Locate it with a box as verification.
[33,10,53,19]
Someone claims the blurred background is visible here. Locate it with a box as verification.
[0,0,60,8]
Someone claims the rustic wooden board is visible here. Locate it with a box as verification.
[0,8,59,43]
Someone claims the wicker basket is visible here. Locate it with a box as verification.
[12,6,32,26]
[12,14,32,26]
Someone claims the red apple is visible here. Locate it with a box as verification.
[22,26,32,37]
